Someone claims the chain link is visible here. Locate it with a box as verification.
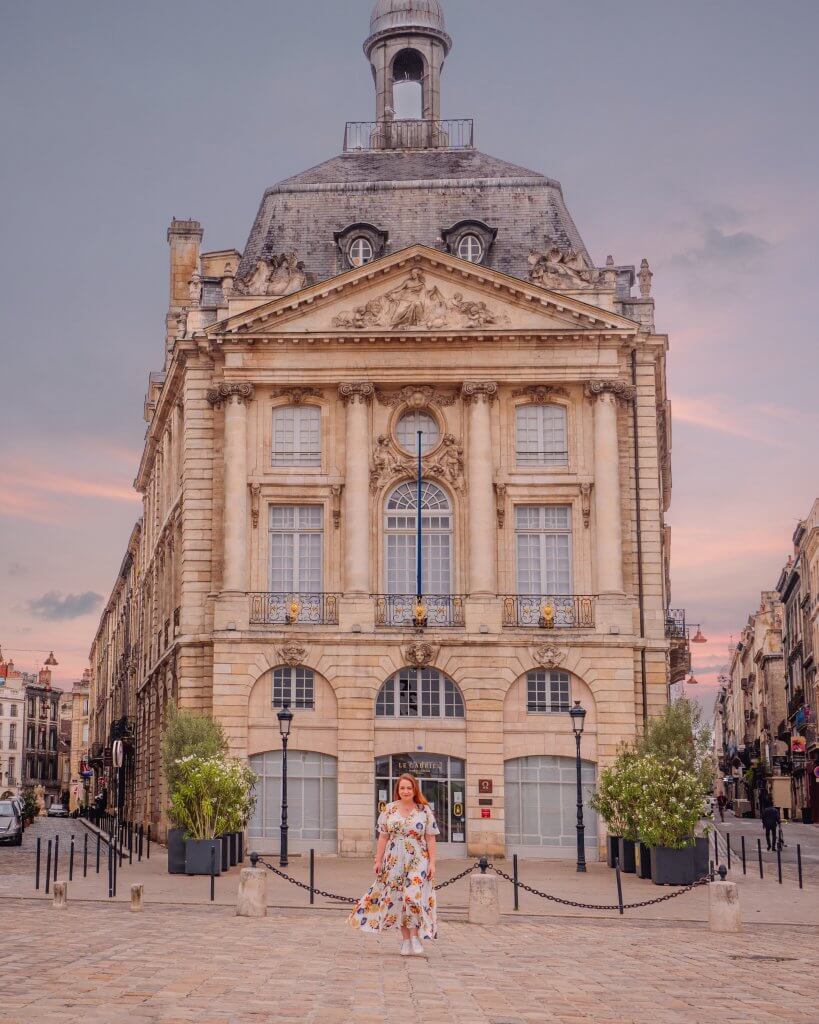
[493,867,709,911]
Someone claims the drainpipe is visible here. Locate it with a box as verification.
[631,348,648,727]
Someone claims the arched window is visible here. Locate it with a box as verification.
[376,668,465,718]
[385,481,452,595]
[393,49,424,119]
[515,404,568,467]
[395,410,440,454]
[272,404,321,467]
[348,237,374,268]
[457,234,484,263]
[272,665,315,710]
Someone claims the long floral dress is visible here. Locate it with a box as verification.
[348,801,440,940]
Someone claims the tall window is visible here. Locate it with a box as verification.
[385,482,452,595]
[516,404,568,467]
[376,668,465,719]
[269,506,323,594]
[272,405,321,467]
[395,410,440,454]
[272,666,315,710]
[7,756,15,784]
[9,723,16,748]
[516,506,572,594]
[526,670,571,713]
[10,704,17,717]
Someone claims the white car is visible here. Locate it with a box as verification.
[47,803,69,818]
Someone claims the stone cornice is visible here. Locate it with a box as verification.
[584,379,637,402]
[338,382,375,405]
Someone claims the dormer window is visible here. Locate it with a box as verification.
[349,237,374,267]
[457,234,484,263]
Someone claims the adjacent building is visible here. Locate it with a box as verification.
[66,670,91,812]
[0,651,25,797]
[90,0,682,859]
[23,667,64,808]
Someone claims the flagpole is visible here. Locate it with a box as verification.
[416,430,423,603]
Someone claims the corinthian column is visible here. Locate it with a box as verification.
[585,380,635,595]
[208,382,255,593]
[339,383,374,595]
[462,382,498,597]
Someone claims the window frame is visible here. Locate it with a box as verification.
[376,668,465,720]
[348,237,374,268]
[525,670,572,714]
[271,404,322,469]
[394,408,441,455]
[457,233,484,263]
[384,481,453,596]
[515,403,569,468]
[514,504,573,596]
[272,665,315,711]
[268,505,324,595]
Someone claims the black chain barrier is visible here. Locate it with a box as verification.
[255,855,708,912]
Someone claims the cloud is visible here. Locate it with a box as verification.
[7,561,27,577]
[670,227,770,270]
[26,591,103,621]
[672,395,783,445]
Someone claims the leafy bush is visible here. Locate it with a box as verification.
[169,756,257,840]
[633,697,714,794]
[161,704,228,798]
[21,789,40,820]
[630,755,705,849]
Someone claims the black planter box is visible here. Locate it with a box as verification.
[167,828,186,875]
[221,834,229,872]
[694,836,710,879]
[635,842,652,879]
[607,835,621,868]
[185,838,223,876]
[228,832,238,866]
[618,838,637,874]
[650,845,696,886]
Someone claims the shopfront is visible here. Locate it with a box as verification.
[375,753,467,853]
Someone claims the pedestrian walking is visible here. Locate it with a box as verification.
[717,793,726,823]
[348,773,438,957]
[761,804,780,850]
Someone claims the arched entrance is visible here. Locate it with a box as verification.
[248,750,338,854]
[375,753,466,853]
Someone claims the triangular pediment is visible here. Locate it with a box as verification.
[207,245,639,338]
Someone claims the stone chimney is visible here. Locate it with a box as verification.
[167,218,203,311]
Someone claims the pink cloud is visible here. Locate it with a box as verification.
[671,395,784,445]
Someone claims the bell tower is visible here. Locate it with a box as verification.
[364,0,453,124]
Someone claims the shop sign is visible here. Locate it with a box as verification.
[392,754,448,778]
[481,808,491,819]
[478,779,493,795]
[794,708,807,728]
[791,736,807,754]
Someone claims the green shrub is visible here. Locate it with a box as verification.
[161,703,228,798]
[630,754,705,850]
[169,756,257,840]
[21,789,39,820]
[633,697,714,795]
[589,752,643,841]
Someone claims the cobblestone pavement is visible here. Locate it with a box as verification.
[715,811,819,874]
[0,897,817,1024]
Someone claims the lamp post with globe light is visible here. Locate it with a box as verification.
[568,700,588,873]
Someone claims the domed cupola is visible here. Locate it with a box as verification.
[365,0,453,125]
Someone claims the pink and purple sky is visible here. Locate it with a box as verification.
[2,1,818,711]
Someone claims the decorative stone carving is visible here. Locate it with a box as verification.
[584,380,637,402]
[249,483,261,529]
[188,272,202,305]
[270,386,323,404]
[332,270,509,330]
[206,382,256,407]
[532,644,567,670]
[235,252,307,297]
[580,482,592,529]
[376,385,458,408]
[176,308,188,338]
[426,433,465,492]
[330,485,343,529]
[511,384,570,403]
[276,643,307,668]
[338,382,375,405]
[370,432,465,493]
[494,482,507,528]
[528,247,599,289]
[638,258,653,299]
[402,641,439,669]
[461,381,498,404]
[604,255,617,288]
[370,435,412,492]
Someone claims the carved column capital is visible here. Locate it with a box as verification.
[461,381,498,404]
[206,382,255,407]
[512,384,570,403]
[584,379,637,402]
[338,382,375,405]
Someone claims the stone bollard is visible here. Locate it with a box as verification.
[130,884,144,912]
[53,881,68,908]
[236,867,268,918]
[468,869,500,925]
[709,878,741,933]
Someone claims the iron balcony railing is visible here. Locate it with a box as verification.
[249,593,340,627]
[501,595,596,629]
[344,118,474,152]
[374,594,466,628]
[665,609,687,639]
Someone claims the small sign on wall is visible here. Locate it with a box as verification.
[478,779,493,795]
[481,808,491,819]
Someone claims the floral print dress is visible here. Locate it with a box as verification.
[348,801,440,940]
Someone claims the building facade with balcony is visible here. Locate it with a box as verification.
[89,0,678,859]
[22,668,63,808]
[0,652,26,798]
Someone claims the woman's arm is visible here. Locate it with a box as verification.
[374,832,388,874]
[426,832,436,881]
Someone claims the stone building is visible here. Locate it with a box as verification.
[713,593,787,814]
[62,671,91,812]
[0,651,25,798]
[23,668,63,808]
[90,0,679,859]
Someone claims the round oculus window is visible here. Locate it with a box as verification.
[396,410,440,454]
[457,233,484,263]
[348,237,374,267]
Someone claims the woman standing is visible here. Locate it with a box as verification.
[348,773,439,956]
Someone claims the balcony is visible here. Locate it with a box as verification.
[249,593,340,627]
[343,118,474,152]
[665,609,687,638]
[374,594,465,628]
[502,595,596,630]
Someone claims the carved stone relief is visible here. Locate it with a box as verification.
[402,641,440,669]
[270,387,323,404]
[580,482,592,529]
[338,382,375,405]
[206,382,256,407]
[532,644,567,670]
[528,247,599,289]
[235,253,307,297]
[494,482,507,528]
[276,643,307,668]
[370,435,412,492]
[370,433,465,493]
[461,381,499,404]
[376,385,458,409]
[511,385,570,403]
[331,485,343,529]
[249,483,261,529]
[584,380,637,402]
[332,270,509,331]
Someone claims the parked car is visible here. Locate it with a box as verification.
[47,802,69,818]
[0,800,24,845]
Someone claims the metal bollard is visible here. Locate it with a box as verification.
[54,834,60,881]
[45,840,52,895]
[128,822,133,865]
[69,835,75,881]
[727,833,731,870]
[714,829,719,866]
[741,835,746,875]
[757,837,764,879]
[614,856,624,916]
[35,837,41,891]
[238,830,243,863]
[309,848,315,905]
[108,837,113,898]
[96,832,101,874]
[83,833,88,878]
[138,825,143,862]
[147,824,151,859]
[777,843,782,884]
[797,844,803,889]
[513,853,520,911]
[210,844,216,903]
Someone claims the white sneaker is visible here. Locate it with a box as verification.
[410,936,425,957]
[400,940,412,956]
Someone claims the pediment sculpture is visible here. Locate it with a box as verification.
[332,269,510,331]
[528,247,599,289]
[235,252,308,297]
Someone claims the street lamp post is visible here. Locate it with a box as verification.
[569,700,588,873]
[277,703,294,868]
